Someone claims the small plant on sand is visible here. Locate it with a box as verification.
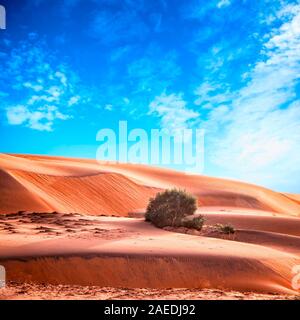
[216,223,235,234]
[145,189,197,228]
[182,216,205,231]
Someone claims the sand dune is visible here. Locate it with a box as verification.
[285,193,300,205]
[201,209,300,236]
[1,153,300,216]
[0,169,52,213]
[1,153,300,298]
[0,154,159,215]
[1,213,300,295]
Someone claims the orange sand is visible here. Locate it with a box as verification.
[1,153,300,216]
[0,212,300,295]
[1,153,300,298]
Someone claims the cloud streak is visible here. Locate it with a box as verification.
[195,2,300,190]
[149,92,199,131]
[0,35,85,131]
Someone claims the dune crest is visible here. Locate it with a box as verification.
[1,154,300,297]
[1,153,300,216]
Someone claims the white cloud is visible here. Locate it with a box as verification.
[68,95,80,106]
[217,0,231,9]
[23,82,44,92]
[47,86,62,99]
[194,82,234,108]
[55,71,68,86]
[6,105,30,125]
[105,104,113,111]
[149,92,199,131]
[123,97,130,105]
[28,95,56,105]
[6,104,70,132]
[0,34,88,131]
[195,3,300,191]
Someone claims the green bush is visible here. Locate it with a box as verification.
[145,189,197,228]
[182,216,205,231]
[216,223,235,234]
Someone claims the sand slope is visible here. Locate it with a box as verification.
[1,154,300,297]
[285,193,300,205]
[1,213,300,294]
[1,153,300,216]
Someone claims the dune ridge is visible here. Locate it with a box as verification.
[7,170,158,216]
[1,153,300,216]
[1,153,300,297]
[2,254,297,294]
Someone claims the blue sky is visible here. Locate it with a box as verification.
[0,0,300,192]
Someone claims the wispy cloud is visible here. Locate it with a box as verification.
[127,49,180,94]
[0,34,85,131]
[3,0,300,191]
[217,0,231,9]
[6,105,69,131]
[195,2,300,190]
[102,45,181,115]
[149,92,199,131]
[183,0,231,20]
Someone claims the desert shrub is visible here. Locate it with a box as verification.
[216,223,235,234]
[145,189,197,228]
[182,216,205,231]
